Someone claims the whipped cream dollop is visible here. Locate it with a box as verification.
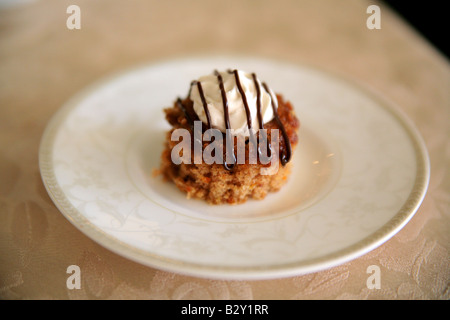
[189,70,277,137]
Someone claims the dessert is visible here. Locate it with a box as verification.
[158,69,300,205]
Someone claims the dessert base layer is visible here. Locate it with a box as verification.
[159,95,300,205]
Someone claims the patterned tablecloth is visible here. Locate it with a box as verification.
[0,0,448,300]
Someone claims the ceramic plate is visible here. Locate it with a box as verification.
[39,56,430,279]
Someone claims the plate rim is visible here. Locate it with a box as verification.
[38,55,430,280]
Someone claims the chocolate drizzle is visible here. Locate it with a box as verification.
[251,73,272,161]
[228,69,262,163]
[179,70,292,170]
[194,80,212,130]
[262,82,292,165]
[176,98,193,129]
[214,70,236,170]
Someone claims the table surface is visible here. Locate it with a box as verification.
[0,0,448,300]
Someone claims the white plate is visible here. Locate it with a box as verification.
[39,56,430,280]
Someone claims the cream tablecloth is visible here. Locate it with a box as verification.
[0,0,448,300]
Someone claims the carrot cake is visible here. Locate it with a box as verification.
[159,69,300,204]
